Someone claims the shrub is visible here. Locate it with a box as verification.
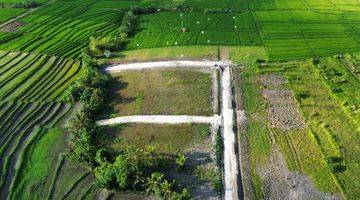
[175,154,186,169]
[332,164,346,173]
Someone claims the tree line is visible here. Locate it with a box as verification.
[62,10,192,199]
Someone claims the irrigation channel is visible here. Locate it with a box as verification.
[99,60,242,200]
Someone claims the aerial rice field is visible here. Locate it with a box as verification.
[0,102,72,199]
[0,8,25,23]
[1,0,360,60]
[0,0,359,199]
[0,50,81,102]
[0,0,124,58]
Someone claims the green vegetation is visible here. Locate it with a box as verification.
[0,50,81,102]
[0,0,126,58]
[284,61,360,198]
[0,102,72,199]
[0,8,24,23]
[1,0,360,199]
[238,58,360,199]
[99,45,220,63]
[101,124,210,154]
[101,69,213,118]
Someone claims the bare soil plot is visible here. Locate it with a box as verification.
[261,74,305,131]
[260,146,340,200]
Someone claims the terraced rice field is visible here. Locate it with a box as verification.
[0,102,72,199]
[0,0,124,58]
[0,8,25,23]
[8,127,97,200]
[0,50,81,102]
[1,0,360,60]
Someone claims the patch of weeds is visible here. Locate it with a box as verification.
[194,166,222,192]
[163,71,174,80]
[199,125,210,138]
[135,90,144,114]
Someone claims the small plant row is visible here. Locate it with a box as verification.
[0,50,81,102]
[0,101,72,199]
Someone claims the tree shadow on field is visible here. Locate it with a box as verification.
[98,76,135,119]
[96,124,130,147]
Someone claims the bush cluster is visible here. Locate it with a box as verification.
[88,10,138,58]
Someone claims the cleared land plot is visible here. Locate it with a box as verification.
[100,69,213,119]
[102,123,210,154]
[0,50,81,102]
[100,123,220,198]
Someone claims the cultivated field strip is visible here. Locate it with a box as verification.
[0,101,72,200]
[129,12,261,49]
[0,50,81,102]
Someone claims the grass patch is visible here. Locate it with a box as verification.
[100,69,213,118]
[100,45,219,63]
[101,123,210,154]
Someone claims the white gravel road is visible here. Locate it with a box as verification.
[104,60,224,72]
[96,115,221,126]
[222,66,239,200]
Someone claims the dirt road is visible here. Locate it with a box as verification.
[104,60,224,72]
[96,115,221,126]
[221,65,239,200]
